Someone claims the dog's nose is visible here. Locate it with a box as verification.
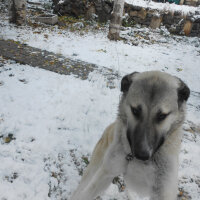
[135,151,150,161]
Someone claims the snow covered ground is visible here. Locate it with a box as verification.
[1,20,200,92]
[0,61,122,200]
[0,3,200,200]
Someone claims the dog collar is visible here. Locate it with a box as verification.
[126,153,134,161]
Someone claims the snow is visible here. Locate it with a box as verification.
[0,2,200,199]
[58,0,65,4]
[125,0,199,15]
[0,19,199,104]
[0,62,123,200]
[0,60,199,200]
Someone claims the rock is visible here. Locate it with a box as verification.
[129,11,138,17]
[138,8,147,20]
[33,14,58,25]
[86,4,96,20]
[184,20,193,36]
[94,0,113,22]
[150,15,162,29]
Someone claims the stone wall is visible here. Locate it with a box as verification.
[184,0,200,6]
[124,4,200,37]
[53,0,200,37]
[52,0,113,22]
[190,17,200,36]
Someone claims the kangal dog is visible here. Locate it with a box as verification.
[70,71,190,200]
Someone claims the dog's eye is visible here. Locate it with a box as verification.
[156,112,168,122]
[131,106,141,118]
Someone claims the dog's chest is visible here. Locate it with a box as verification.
[124,160,155,197]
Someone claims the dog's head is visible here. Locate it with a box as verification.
[119,71,190,161]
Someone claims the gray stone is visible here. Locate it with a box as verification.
[33,14,58,25]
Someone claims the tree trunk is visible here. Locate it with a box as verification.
[108,0,125,40]
[9,0,27,25]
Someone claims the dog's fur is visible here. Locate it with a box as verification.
[70,71,190,200]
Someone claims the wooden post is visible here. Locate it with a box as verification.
[108,0,125,40]
[9,0,27,25]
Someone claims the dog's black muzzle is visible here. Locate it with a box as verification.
[134,150,151,161]
[127,127,165,162]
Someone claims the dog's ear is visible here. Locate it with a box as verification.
[177,79,190,106]
[121,72,138,93]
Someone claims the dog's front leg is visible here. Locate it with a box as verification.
[150,161,178,200]
[70,166,114,200]
[70,141,128,200]
[150,181,178,200]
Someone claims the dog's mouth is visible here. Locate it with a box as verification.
[134,151,151,161]
[126,139,165,162]
[126,152,154,162]
[134,138,165,161]
[126,128,166,162]
[126,153,152,164]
